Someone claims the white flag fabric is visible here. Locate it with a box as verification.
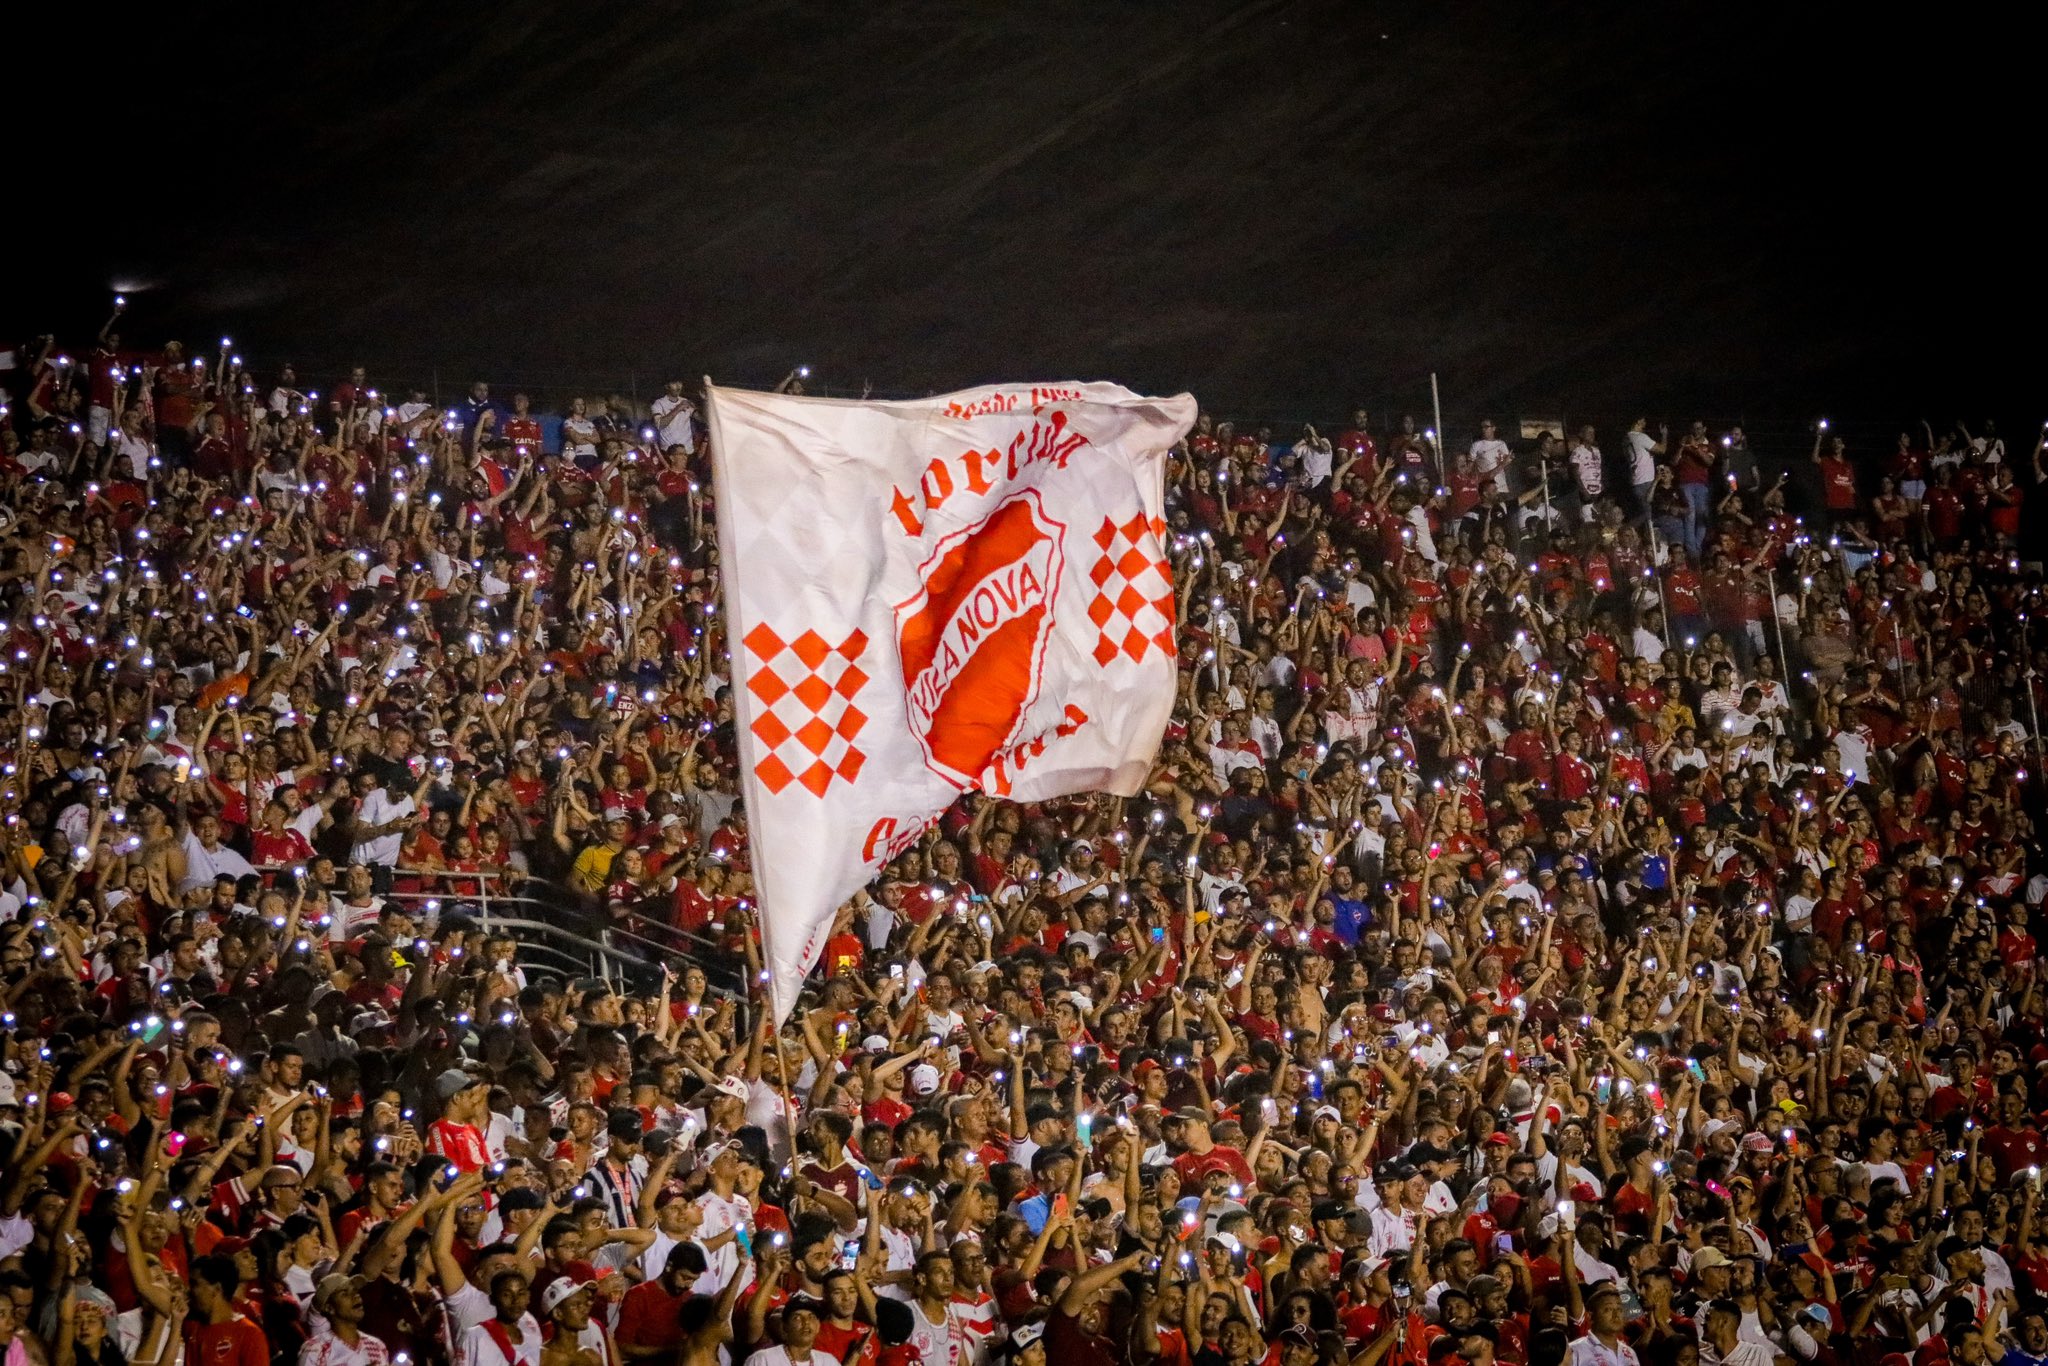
[706,381,1196,1023]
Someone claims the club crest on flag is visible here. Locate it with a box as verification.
[895,492,1065,790]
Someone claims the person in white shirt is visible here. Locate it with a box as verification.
[652,380,698,454]
[1625,418,1665,515]
[1469,420,1513,494]
[1294,427,1334,488]
[349,772,417,871]
[1563,1285,1640,1366]
[455,1269,541,1366]
[899,1252,986,1366]
[743,1295,830,1366]
[1569,426,1605,520]
[179,812,258,894]
[1698,1298,1773,1366]
[693,1142,755,1293]
[300,1276,391,1366]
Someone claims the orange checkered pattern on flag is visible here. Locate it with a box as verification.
[743,625,870,798]
[1087,513,1175,666]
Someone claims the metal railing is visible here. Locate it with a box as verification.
[255,865,750,1007]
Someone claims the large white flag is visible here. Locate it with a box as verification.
[707,381,1196,1022]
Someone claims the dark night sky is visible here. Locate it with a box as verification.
[16,0,2040,433]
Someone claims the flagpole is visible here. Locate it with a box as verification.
[1767,566,1793,709]
[772,1023,802,1171]
[2025,613,2045,775]
[1644,516,1673,651]
[1429,373,1447,487]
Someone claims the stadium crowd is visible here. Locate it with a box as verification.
[4,314,2048,1366]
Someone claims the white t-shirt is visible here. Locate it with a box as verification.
[443,1282,496,1351]
[1563,1335,1640,1366]
[901,1298,978,1366]
[301,1330,393,1366]
[652,395,697,453]
[351,788,415,867]
[1627,431,1657,484]
[1470,438,1513,492]
[1571,444,1604,496]
[694,1189,753,1291]
[457,1316,542,1366]
[180,831,258,893]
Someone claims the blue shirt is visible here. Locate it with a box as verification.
[1328,894,1370,945]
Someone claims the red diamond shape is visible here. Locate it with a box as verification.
[795,718,834,755]
[798,760,834,797]
[1089,558,1114,587]
[1121,513,1150,541]
[751,711,792,748]
[755,753,795,793]
[836,706,867,741]
[1122,628,1147,662]
[1116,584,1146,615]
[1092,635,1119,666]
[1088,595,1114,627]
[1117,547,1148,578]
[747,667,790,705]
[834,665,868,698]
[791,631,830,670]
[793,674,832,712]
[1093,519,1117,549]
[836,749,865,783]
[743,623,786,661]
[838,629,869,658]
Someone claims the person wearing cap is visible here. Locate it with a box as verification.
[1686,1244,1733,1301]
[431,1071,495,1175]
[998,1320,1046,1366]
[1273,1323,1320,1366]
[300,1274,387,1366]
[539,1278,614,1366]
[690,1140,753,1294]
[741,1295,827,1366]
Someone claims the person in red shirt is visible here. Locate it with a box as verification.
[1924,466,1966,545]
[1502,705,1554,791]
[617,1243,734,1360]
[1983,1091,2046,1182]
[814,1270,884,1366]
[1929,1050,1994,1125]
[501,393,545,459]
[428,1071,494,1174]
[1814,432,1859,521]
[249,799,315,871]
[185,1254,269,1366]
[1168,1111,1255,1190]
